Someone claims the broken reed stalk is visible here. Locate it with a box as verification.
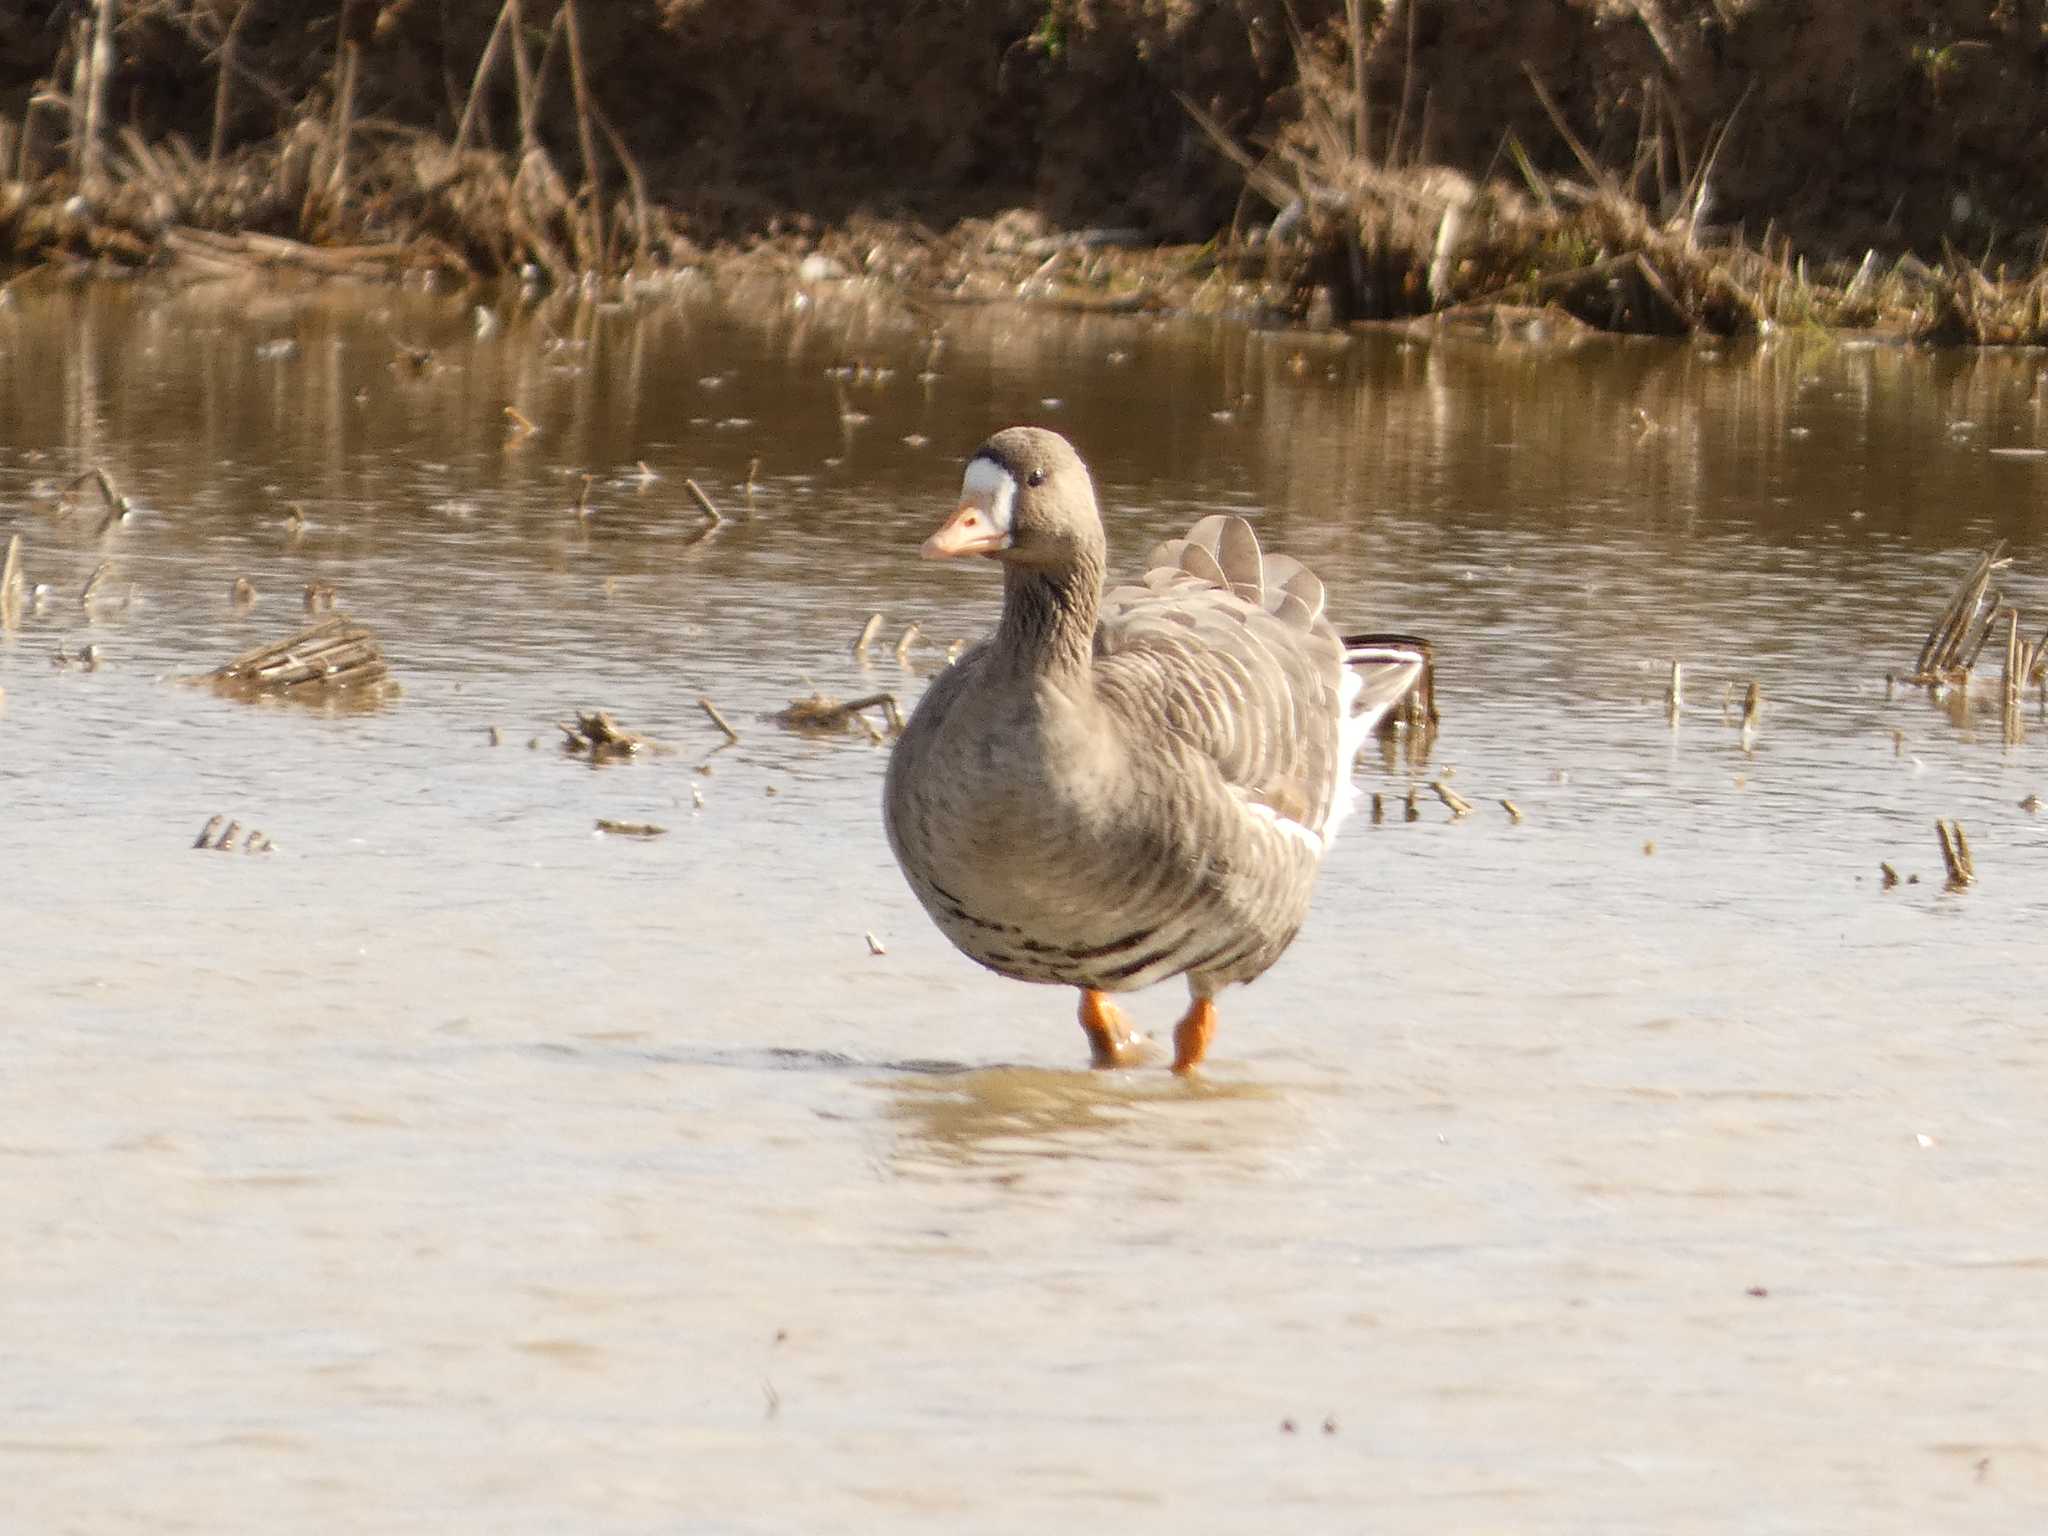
[1,534,21,629]
[1956,596,2006,676]
[209,0,254,169]
[698,695,741,744]
[451,0,516,159]
[322,6,369,208]
[772,691,905,737]
[1740,680,1762,735]
[1667,660,1682,724]
[559,0,606,266]
[894,623,921,663]
[1913,545,2007,681]
[507,0,539,154]
[684,479,724,525]
[2003,608,2027,745]
[1935,818,1975,888]
[207,613,391,695]
[1430,780,1473,817]
[589,99,651,268]
[1344,0,1371,162]
[72,0,117,187]
[853,612,884,661]
[78,560,113,605]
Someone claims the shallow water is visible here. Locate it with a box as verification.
[4,278,2047,1531]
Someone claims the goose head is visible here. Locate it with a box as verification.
[922,426,1103,574]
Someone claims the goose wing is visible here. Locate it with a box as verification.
[1097,515,1423,846]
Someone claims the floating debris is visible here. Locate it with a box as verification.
[1430,780,1473,818]
[231,576,258,609]
[853,612,885,662]
[699,695,742,745]
[865,931,887,956]
[78,561,114,607]
[63,466,132,529]
[769,690,904,740]
[189,815,274,853]
[2022,794,2042,813]
[684,478,725,526]
[204,613,393,699]
[595,818,667,838]
[1880,861,1900,889]
[1935,819,1975,888]
[1501,798,1523,824]
[487,726,503,746]
[560,710,651,760]
[390,339,434,375]
[1,534,21,629]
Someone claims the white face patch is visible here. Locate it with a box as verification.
[960,456,1018,536]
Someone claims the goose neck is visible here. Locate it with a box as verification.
[996,558,1099,680]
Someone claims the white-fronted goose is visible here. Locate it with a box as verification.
[884,426,1427,1073]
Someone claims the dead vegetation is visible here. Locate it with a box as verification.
[192,813,273,852]
[769,691,905,742]
[6,5,2048,341]
[0,0,686,283]
[1900,545,2047,744]
[559,709,654,760]
[1187,7,2048,341]
[595,817,666,837]
[203,612,393,699]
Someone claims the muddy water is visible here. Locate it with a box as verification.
[4,279,2047,1531]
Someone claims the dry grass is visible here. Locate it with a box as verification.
[1185,13,2048,341]
[0,0,683,282]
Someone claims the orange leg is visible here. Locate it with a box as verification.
[1078,989,1144,1069]
[1171,997,1217,1075]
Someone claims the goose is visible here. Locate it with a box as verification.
[884,426,1428,1073]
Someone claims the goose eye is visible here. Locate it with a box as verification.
[1026,469,1045,488]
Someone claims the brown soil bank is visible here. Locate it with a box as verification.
[4,3,2048,315]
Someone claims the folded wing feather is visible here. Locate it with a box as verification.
[1100,515,1357,842]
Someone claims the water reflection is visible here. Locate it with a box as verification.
[882,1065,1293,1175]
